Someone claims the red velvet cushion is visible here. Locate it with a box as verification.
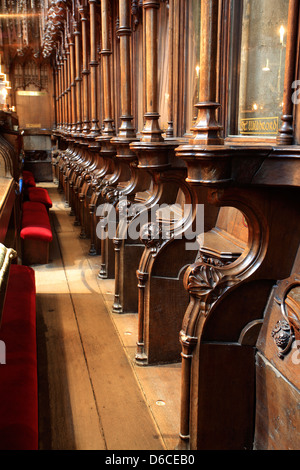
[23,179,36,188]
[21,202,53,242]
[22,171,36,187]
[28,187,53,208]
[23,201,45,212]
[0,265,38,450]
[22,171,34,178]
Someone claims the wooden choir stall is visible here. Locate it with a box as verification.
[1,0,300,451]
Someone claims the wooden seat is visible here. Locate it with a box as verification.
[198,206,248,266]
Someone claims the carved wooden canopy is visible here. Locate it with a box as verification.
[0,0,44,65]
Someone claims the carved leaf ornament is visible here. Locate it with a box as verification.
[187,263,239,315]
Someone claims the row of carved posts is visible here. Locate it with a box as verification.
[51,0,300,451]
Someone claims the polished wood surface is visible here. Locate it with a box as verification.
[36,185,178,450]
[2,0,300,451]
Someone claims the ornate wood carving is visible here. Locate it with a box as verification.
[42,0,67,59]
[131,0,143,30]
[270,273,300,358]
[271,319,294,359]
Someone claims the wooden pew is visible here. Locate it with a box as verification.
[135,202,247,366]
[198,206,248,266]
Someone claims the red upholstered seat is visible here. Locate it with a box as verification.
[22,201,44,212]
[0,265,38,450]
[21,201,53,242]
[22,171,36,188]
[22,171,34,178]
[28,187,52,208]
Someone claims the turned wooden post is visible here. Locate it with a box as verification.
[56,57,62,131]
[277,0,300,145]
[100,0,115,137]
[53,65,58,131]
[117,0,136,139]
[136,270,149,361]
[141,0,163,142]
[166,0,174,138]
[190,0,223,145]
[59,53,65,132]
[79,4,90,135]
[63,48,68,132]
[66,38,72,133]
[178,325,198,447]
[74,19,82,135]
[68,28,77,135]
[88,0,100,138]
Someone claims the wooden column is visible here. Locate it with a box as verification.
[79,4,90,135]
[88,0,100,138]
[56,57,62,131]
[59,53,65,133]
[66,39,72,134]
[190,0,223,145]
[53,65,58,131]
[63,48,68,133]
[166,0,174,138]
[99,0,115,138]
[68,27,77,136]
[116,0,136,139]
[141,0,163,142]
[74,19,82,136]
[277,0,300,145]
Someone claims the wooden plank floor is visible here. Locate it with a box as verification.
[33,183,181,451]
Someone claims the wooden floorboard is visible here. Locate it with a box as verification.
[34,184,179,450]
[35,201,106,450]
